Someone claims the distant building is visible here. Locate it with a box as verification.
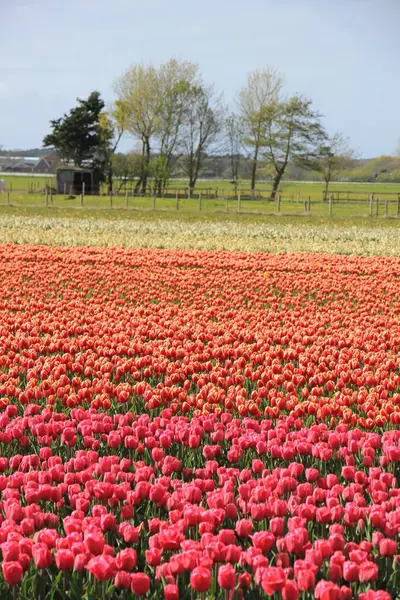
[0,157,39,172]
[56,167,100,195]
[33,154,59,174]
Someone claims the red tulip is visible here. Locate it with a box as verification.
[55,549,74,571]
[164,583,179,600]
[131,572,150,596]
[2,561,23,585]
[84,532,105,555]
[282,579,299,600]
[379,538,397,557]
[261,567,286,595]
[32,543,52,569]
[218,564,236,589]
[343,561,359,583]
[115,571,131,589]
[190,567,211,593]
[116,548,137,571]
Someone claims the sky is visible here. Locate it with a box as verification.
[0,0,399,157]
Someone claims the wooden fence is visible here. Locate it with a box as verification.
[1,189,400,219]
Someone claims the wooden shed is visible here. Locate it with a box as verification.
[56,167,100,195]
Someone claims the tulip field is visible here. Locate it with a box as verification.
[0,244,399,600]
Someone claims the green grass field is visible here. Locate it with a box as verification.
[1,190,399,220]
[1,174,55,191]
[2,174,400,201]
[1,174,399,221]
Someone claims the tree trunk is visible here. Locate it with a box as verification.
[135,139,146,195]
[107,162,113,195]
[324,179,329,202]
[250,145,259,194]
[190,148,203,193]
[141,138,150,195]
[270,170,284,200]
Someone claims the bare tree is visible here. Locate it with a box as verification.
[262,95,326,199]
[155,59,199,194]
[238,69,283,193]
[314,133,357,199]
[179,85,223,192]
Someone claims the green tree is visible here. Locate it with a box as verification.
[262,95,326,199]
[225,113,243,193]
[112,151,143,192]
[43,91,105,168]
[115,59,199,195]
[114,64,163,194]
[314,133,357,199]
[96,101,127,193]
[148,155,171,195]
[238,69,283,193]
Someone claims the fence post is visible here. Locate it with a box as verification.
[329,195,333,217]
[64,182,67,196]
[376,196,379,217]
[7,192,10,206]
[152,195,156,210]
[237,193,241,212]
[369,194,373,217]
[225,195,228,212]
[176,190,179,209]
[297,190,300,204]
[82,182,85,202]
[198,192,202,212]
[385,200,388,218]
[109,191,113,209]
[45,188,48,207]
[308,196,311,214]
[304,199,307,215]
[125,189,128,209]
[277,194,281,215]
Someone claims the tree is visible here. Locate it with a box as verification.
[114,64,163,194]
[262,95,326,199]
[43,92,105,168]
[179,84,223,192]
[148,154,171,195]
[112,151,143,192]
[225,113,243,193]
[314,133,357,199]
[115,59,200,195]
[155,59,199,194]
[96,101,128,193]
[238,69,283,193]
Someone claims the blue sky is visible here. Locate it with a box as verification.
[0,0,398,157]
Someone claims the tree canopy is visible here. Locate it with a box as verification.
[43,92,106,168]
